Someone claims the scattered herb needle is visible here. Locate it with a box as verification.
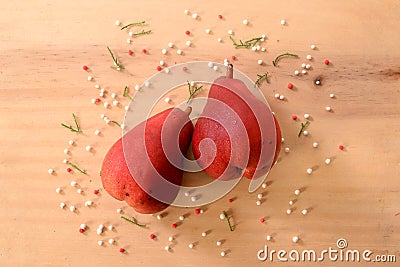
[298,121,310,137]
[61,113,82,133]
[121,216,146,227]
[68,162,87,175]
[111,120,121,127]
[187,81,203,103]
[123,86,133,100]
[223,211,234,231]
[229,36,263,49]
[272,52,298,67]
[107,46,124,71]
[120,20,146,30]
[254,72,270,87]
[131,29,152,37]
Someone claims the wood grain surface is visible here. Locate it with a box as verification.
[1,0,399,266]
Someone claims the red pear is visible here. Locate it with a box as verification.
[192,64,281,180]
[101,107,193,214]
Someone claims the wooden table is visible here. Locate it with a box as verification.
[1,1,399,266]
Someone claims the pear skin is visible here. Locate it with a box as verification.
[101,107,193,214]
[192,65,281,180]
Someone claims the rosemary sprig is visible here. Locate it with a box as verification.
[187,81,203,103]
[121,216,146,227]
[111,120,121,127]
[298,121,310,137]
[132,29,152,37]
[223,211,234,231]
[107,46,124,71]
[120,21,146,30]
[272,53,298,67]
[61,123,79,132]
[68,162,87,175]
[254,72,270,87]
[61,113,82,133]
[229,36,263,49]
[123,85,133,100]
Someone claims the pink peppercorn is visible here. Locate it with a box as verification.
[128,50,133,56]
[94,189,99,195]
[142,49,147,54]
[339,145,344,150]
[156,66,162,71]
[172,223,177,229]
[324,59,330,65]
[260,218,265,223]
[149,233,156,239]
[195,208,200,214]
[83,65,88,71]
[185,30,191,36]
[287,83,294,89]
[218,15,223,19]
[119,248,125,253]
[231,55,236,60]
[292,115,298,120]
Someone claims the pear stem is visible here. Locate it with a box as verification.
[184,106,192,115]
[226,64,233,79]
